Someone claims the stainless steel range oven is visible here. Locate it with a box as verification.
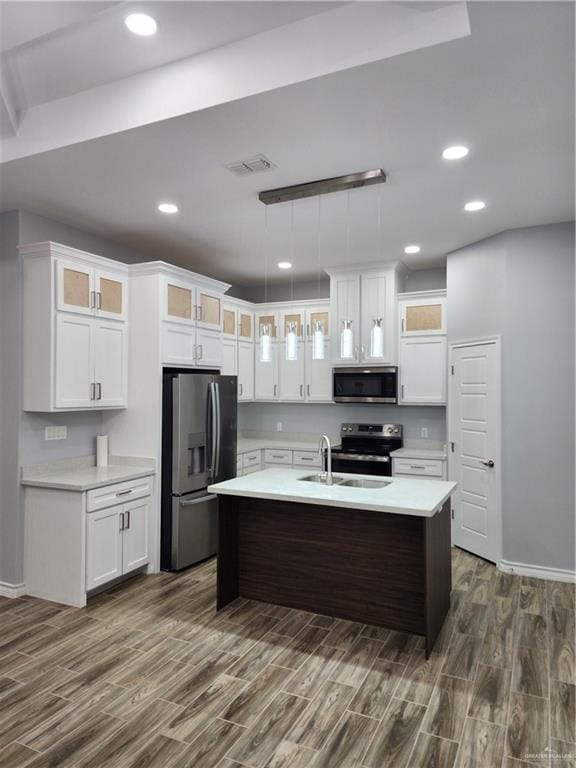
[330,422,403,477]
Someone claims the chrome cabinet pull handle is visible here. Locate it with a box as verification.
[119,512,125,531]
[90,383,95,400]
[116,489,132,497]
[125,510,130,529]
[300,385,303,396]
[239,383,243,396]
[97,292,102,310]
[307,384,310,397]
[97,383,102,400]
[198,345,203,360]
[273,384,277,397]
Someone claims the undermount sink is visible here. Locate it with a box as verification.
[339,478,391,489]
[299,474,346,485]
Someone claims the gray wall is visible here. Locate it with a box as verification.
[448,222,575,572]
[239,403,447,444]
[0,211,23,586]
[0,209,150,586]
[404,267,446,292]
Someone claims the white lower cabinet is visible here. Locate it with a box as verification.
[399,336,447,405]
[86,495,150,591]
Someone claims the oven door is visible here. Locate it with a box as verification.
[333,367,397,404]
[331,453,391,477]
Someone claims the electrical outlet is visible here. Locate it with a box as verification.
[45,426,67,441]
[420,427,429,439]
[276,422,283,432]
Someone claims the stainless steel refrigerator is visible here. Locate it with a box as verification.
[161,369,237,570]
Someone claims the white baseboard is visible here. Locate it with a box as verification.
[0,581,26,598]
[499,559,576,584]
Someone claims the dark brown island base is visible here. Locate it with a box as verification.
[210,469,456,658]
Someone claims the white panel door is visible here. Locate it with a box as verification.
[196,328,223,368]
[55,314,93,408]
[305,339,332,402]
[254,342,279,400]
[449,340,501,563]
[93,320,127,407]
[86,506,123,590]
[238,341,254,401]
[222,339,237,376]
[399,336,447,405]
[122,498,150,574]
[279,342,305,401]
[162,322,196,365]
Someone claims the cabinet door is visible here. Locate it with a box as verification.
[222,339,238,376]
[399,336,447,405]
[162,322,196,366]
[86,506,123,590]
[254,342,279,400]
[166,281,194,325]
[121,498,150,574]
[196,327,223,368]
[94,270,128,321]
[330,274,360,363]
[279,342,305,401]
[223,306,238,339]
[305,339,332,402]
[238,341,254,401]
[196,288,222,331]
[280,310,305,341]
[401,296,446,336]
[238,310,254,342]
[55,314,94,408]
[306,307,330,340]
[361,272,389,363]
[93,320,127,407]
[56,259,94,316]
[256,312,278,341]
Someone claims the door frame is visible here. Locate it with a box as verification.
[448,335,502,565]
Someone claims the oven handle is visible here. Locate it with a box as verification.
[332,453,390,463]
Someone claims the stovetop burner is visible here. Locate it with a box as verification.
[332,422,403,457]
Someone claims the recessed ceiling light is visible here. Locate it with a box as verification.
[158,203,178,214]
[277,262,292,270]
[464,200,486,212]
[404,245,421,255]
[125,13,157,36]
[442,145,469,160]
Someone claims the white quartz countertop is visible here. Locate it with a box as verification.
[209,468,456,518]
[21,458,156,492]
[390,447,447,461]
[238,438,323,453]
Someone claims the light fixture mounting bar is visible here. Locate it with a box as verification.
[258,168,386,205]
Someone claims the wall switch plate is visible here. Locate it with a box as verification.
[420,427,429,439]
[45,426,67,441]
[276,422,283,432]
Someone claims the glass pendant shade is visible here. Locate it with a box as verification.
[259,324,272,363]
[312,321,325,360]
[340,320,354,359]
[285,322,298,361]
[370,317,384,358]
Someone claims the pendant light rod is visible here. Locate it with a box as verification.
[259,168,386,205]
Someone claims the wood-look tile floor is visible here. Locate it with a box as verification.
[0,548,574,768]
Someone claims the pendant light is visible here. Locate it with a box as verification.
[312,196,325,360]
[259,206,272,363]
[368,184,384,359]
[340,191,354,360]
[285,202,299,362]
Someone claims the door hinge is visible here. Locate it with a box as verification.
[451,365,455,375]
[451,508,454,520]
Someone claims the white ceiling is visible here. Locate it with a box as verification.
[0,1,573,287]
[1,1,339,110]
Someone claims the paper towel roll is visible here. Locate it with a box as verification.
[96,435,109,468]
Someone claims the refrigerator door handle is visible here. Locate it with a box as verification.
[179,493,218,507]
[214,381,222,477]
[208,382,218,479]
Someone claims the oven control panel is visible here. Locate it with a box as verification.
[340,423,402,438]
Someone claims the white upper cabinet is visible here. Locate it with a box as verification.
[222,338,238,375]
[238,341,255,401]
[223,306,238,340]
[238,309,254,342]
[398,290,447,406]
[329,273,360,364]
[305,337,332,402]
[22,242,129,412]
[361,271,393,364]
[279,341,305,401]
[196,288,222,332]
[254,340,279,400]
[196,327,224,368]
[400,291,446,336]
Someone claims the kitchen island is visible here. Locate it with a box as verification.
[209,468,456,656]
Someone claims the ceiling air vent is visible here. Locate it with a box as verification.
[224,154,277,177]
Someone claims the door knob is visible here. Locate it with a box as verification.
[480,459,495,468]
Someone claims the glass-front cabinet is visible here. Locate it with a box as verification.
[165,280,222,331]
[400,292,446,336]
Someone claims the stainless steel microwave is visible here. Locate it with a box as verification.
[333,366,398,404]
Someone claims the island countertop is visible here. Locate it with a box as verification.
[209,468,456,517]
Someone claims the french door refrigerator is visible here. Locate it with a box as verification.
[161,369,237,570]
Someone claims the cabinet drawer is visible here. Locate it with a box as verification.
[392,458,444,477]
[393,472,443,482]
[264,449,293,465]
[87,476,153,512]
[243,465,262,476]
[242,450,262,468]
[293,450,322,468]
